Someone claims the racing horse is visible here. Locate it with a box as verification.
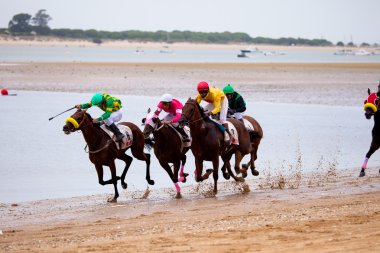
[63,109,154,202]
[360,88,380,177]
[223,115,263,178]
[142,109,190,198]
[178,98,252,194]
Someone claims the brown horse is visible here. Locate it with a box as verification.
[223,115,263,178]
[142,110,190,198]
[179,98,252,194]
[62,109,154,202]
[360,89,380,177]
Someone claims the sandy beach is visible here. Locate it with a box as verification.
[0,40,380,252]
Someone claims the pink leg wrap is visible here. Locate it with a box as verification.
[179,165,185,182]
[362,157,369,169]
[175,183,181,193]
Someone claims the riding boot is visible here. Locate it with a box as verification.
[222,123,232,145]
[176,127,190,142]
[109,123,125,142]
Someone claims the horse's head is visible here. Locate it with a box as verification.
[63,109,93,134]
[142,110,161,139]
[364,89,379,120]
[179,98,205,127]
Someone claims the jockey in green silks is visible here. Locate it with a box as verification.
[75,93,125,141]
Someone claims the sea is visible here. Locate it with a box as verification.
[0,91,377,203]
[0,45,380,63]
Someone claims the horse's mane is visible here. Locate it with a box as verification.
[188,98,210,122]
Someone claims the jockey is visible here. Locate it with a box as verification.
[196,81,231,144]
[75,93,125,141]
[154,93,190,142]
[223,84,246,122]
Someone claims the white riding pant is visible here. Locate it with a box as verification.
[103,111,122,126]
[162,114,179,127]
[204,97,228,124]
[234,112,244,120]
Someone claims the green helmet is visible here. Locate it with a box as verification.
[91,93,103,106]
[223,84,235,94]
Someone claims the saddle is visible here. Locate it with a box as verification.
[168,125,192,151]
[100,124,133,149]
[210,120,239,145]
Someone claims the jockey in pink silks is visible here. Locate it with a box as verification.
[153,93,190,142]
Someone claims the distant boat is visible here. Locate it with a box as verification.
[334,49,355,56]
[160,45,174,54]
[354,49,371,56]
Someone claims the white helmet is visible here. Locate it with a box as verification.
[160,93,173,103]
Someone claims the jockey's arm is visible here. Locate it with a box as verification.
[195,94,202,104]
[171,109,182,123]
[80,102,92,109]
[211,95,222,115]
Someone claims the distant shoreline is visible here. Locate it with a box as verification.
[0,34,366,52]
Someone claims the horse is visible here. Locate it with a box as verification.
[360,88,380,177]
[62,109,154,202]
[142,110,190,198]
[178,98,252,194]
[222,115,263,179]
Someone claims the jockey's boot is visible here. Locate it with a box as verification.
[109,123,125,142]
[222,123,232,145]
[176,127,190,142]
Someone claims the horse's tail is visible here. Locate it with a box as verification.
[144,138,154,151]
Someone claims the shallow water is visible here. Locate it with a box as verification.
[0,91,377,203]
[0,45,380,63]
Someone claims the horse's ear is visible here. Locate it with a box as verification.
[368,88,371,95]
[147,108,151,113]
[142,118,146,124]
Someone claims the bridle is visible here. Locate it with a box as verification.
[180,101,207,125]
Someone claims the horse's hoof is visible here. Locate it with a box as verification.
[147,179,155,185]
[183,173,189,177]
[179,176,187,183]
[234,167,240,174]
[223,172,230,180]
[252,169,259,176]
[237,177,245,182]
[242,171,248,178]
[122,183,128,190]
[107,197,117,203]
[175,192,182,199]
[359,171,366,177]
[206,169,213,174]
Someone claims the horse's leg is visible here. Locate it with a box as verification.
[250,147,260,176]
[179,154,188,183]
[107,161,120,202]
[194,158,204,182]
[144,153,155,185]
[235,151,249,178]
[360,141,380,177]
[212,158,219,194]
[224,151,244,182]
[131,142,155,185]
[173,160,182,198]
[221,154,231,180]
[118,152,133,189]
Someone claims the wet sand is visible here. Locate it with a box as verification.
[0,168,379,252]
[1,62,380,106]
[1,61,380,252]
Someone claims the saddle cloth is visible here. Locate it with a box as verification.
[100,124,133,150]
[169,125,191,148]
[243,118,255,132]
[225,121,239,145]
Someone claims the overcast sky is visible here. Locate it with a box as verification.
[1,0,379,44]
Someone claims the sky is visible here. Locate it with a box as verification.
[0,0,379,44]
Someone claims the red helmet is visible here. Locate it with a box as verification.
[197,81,209,92]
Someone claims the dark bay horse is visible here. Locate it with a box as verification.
[226,115,263,178]
[179,98,252,194]
[360,89,380,177]
[63,109,154,202]
[142,110,190,198]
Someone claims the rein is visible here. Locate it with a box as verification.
[182,101,207,124]
[85,139,113,154]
